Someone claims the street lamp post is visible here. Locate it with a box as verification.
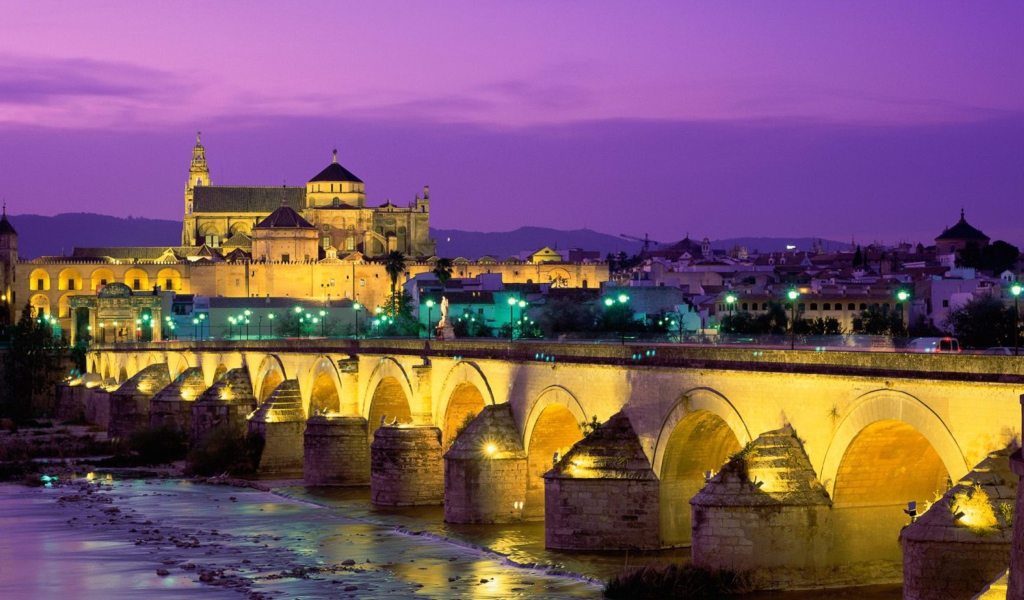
[518,300,527,338]
[1012,283,1022,356]
[507,296,517,342]
[725,293,736,335]
[244,309,251,340]
[897,290,910,337]
[268,313,275,338]
[788,289,800,350]
[258,315,263,339]
[198,313,206,341]
[353,302,361,338]
[425,299,435,339]
[319,309,327,337]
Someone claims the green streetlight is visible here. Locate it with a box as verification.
[268,313,275,338]
[507,296,517,342]
[424,299,435,339]
[787,289,800,350]
[725,293,737,334]
[353,302,362,338]
[897,289,910,337]
[1012,283,1022,356]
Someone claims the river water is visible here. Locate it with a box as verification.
[0,478,902,599]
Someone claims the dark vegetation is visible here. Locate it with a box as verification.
[185,427,264,476]
[603,563,753,599]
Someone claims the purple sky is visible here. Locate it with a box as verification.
[2,2,1023,246]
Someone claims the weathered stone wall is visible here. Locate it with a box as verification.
[189,367,255,444]
[108,363,170,439]
[692,502,834,588]
[445,457,526,523]
[54,383,83,423]
[444,404,527,523]
[149,399,193,432]
[543,411,661,551]
[691,428,836,589]
[83,388,110,428]
[304,416,370,486]
[370,426,443,506]
[545,477,660,550]
[904,537,1010,600]
[249,420,304,475]
[902,450,1016,600]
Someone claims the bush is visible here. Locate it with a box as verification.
[604,563,752,599]
[128,426,188,465]
[185,427,264,476]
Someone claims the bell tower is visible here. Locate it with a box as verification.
[183,131,211,245]
[185,132,210,216]
[0,203,18,325]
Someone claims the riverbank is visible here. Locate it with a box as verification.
[0,477,603,599]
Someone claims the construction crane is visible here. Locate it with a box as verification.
[620,233,661,253]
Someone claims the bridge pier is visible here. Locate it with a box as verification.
[304,416,370,485]
[901,449,1015,600]
[108,363,170,439]
[249,380,305,475]
[690,427,833,589]
[1006,395,1024,600]
[149,367,207,433]
[189,367,256,445]
[444,404,526,523]
[543,411,660,550]
[370,425,443,506]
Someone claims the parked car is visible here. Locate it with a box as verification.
[906,337,960,354]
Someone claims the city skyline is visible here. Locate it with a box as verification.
[2,2,1023,246]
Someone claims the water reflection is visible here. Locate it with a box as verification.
[292,485,902,600]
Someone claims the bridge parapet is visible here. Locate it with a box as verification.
[90,339,1024,384]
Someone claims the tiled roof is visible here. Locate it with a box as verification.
[193,186,306,213]
[72,246,196,260]
[0,212,16,235]
[308,162,363,183]
[936,211,989,242]
[254,205,315,230]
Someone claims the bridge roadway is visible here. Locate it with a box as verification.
[87,338,1023,582]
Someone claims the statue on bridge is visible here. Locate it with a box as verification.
[435,296,455,340]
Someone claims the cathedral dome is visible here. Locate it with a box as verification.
[308,149,363,184]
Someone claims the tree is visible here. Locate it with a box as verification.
[943,295,1017,349]
[383,251,407,314]
[432,257,454,288]
[376,291,421,337]
[851,305,905,336]
[852,245,863,267]
[720,303,789,335]
[538,299,599,336]
[797,317,845,335]
[957,240,1020,274]
[1,303,68,421]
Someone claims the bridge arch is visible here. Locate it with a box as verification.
[363,358,416,437]
[653,387,751,547]
[435,361,496,448]
[819,389,968,498]
[305,355,343,417]
[166,353,190,379]
[522,385,587,519]
[254,355,286,402]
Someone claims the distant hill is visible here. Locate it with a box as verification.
[710,237,849,255]
[7,213,847,260]
[432,226,643,259]
[10,213,182,259]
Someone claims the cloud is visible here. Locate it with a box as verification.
[0,54,188,104]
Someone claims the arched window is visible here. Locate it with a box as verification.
[860,303,867,310]
[848,303,855,311]
[810,303,818,311]
[823,303,831,310]
[333,198,340,207]
[741,303,748,311]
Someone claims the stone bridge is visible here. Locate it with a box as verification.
[76,339,1024,589]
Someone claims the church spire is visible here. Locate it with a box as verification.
[960,207,965,221]
[332,148,338,164]
[281,182,289,207]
